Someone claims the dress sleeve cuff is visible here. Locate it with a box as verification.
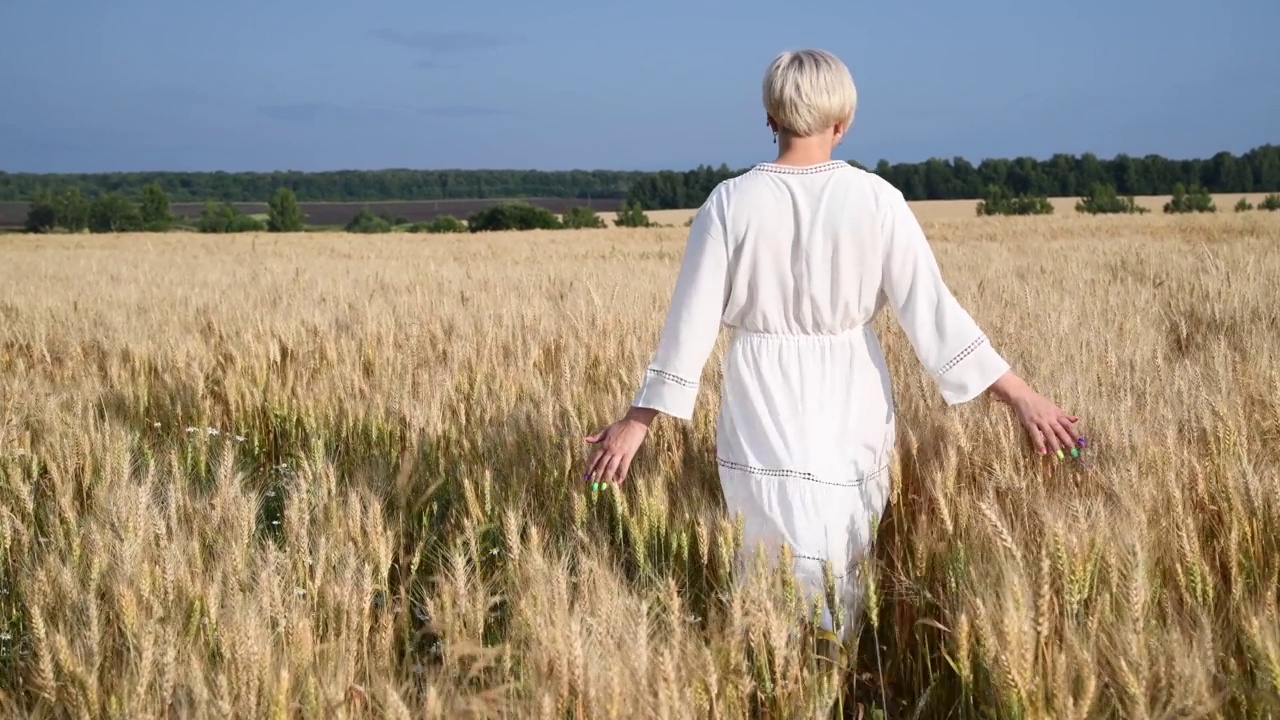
[936,335,1011,406]
[631,368,699,420]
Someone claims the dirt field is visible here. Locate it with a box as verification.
[1,211,1278,718]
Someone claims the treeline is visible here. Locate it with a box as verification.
[863,145,1280,205]
[20,178,1280,234]
[0,169,643,204]
[974,183,1280,216]
[628,146,1280,210]
[3,145,1277,210]
[20,181,663,234]
[22,185,311,234]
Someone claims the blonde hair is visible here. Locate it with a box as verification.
[761,49,857,138]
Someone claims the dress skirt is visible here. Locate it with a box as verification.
[715,324,895,638]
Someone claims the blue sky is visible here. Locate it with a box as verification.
[1,0,1276,174]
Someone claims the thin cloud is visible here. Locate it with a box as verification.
[372,28,522,68]
[418,105,515,118]
[258,103,383,124]
[257,102,512,124]
[373,28,522,53]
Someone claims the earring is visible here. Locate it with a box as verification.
[772,131,777,144]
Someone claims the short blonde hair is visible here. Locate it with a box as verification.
[761,49,857,138]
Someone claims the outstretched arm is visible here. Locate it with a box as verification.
[629,193,730,420]
[584,192,729,484]
[878,187,1080,454]
[879,187,1011,405]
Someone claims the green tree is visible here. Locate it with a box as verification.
[976,185,1054,216]
[975,186,1009,216]
[1234,198,1254,212]
[138,182,173,231]
[467,202,563,232]
[1207,151,1251,192]
[197,201,266,233]
[56,187,89,232]
[267,187,305,232]
[197,201,230,233]
[24,189,58,233]
[408,215,468,233]
[1075,183,1149,214]
[614,200,652,228]
[345,207,392,233]
[562,206,606,229]
[231,215,267,232]
[1163,183,1216,213]
[88,194,144,233]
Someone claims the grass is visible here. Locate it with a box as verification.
[1,211,1278,718]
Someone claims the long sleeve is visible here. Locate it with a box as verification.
[631,192,730,420]
[879,187,1010,405]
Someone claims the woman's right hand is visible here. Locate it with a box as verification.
[1009,390,1080,455]
[583,406,658,486]
[988,372,1081,456]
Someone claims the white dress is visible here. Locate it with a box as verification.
[631,160,1011,640]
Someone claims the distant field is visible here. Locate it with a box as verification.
[647,192,1276,226]
[1,193,1274,230]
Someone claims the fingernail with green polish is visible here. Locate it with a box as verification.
[1070,448,1079,458]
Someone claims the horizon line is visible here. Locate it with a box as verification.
[1,143,1276,177]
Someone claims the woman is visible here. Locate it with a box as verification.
[584,49,1080,640]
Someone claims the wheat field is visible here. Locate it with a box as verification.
[1,211,1278,719]
[642,193,1276,227]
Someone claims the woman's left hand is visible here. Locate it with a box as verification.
[584,407,657,485]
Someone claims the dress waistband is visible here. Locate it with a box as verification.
[729,324,871,343]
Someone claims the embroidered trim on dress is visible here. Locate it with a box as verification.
[646,367,698,388]
[751,161,850,176]
[792,553,850,580]
[937,335,988,376]
[717,457,887,488]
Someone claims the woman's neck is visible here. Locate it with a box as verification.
[772,134,834,167]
